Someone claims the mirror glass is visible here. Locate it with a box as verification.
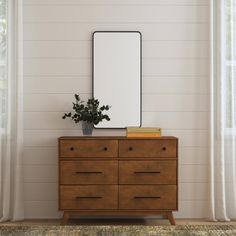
[93,31,141,128]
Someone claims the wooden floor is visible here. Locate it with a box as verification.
[2,218,236,226]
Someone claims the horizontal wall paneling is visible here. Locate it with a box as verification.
[23,0,210,219]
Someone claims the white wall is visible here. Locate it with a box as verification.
[23,0,210,219]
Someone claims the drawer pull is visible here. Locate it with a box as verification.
[75,171,103,174]
[129,147,133,151]
[134,196,161,199]
[70,147,74,151]
[134,171,161,174]
[103,147,108,151]
[162,147,166,151]
[76,196,102,199]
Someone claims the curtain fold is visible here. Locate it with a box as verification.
[210,0,236,221]
[0,0,24,221]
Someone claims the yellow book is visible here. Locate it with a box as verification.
[127,127,161,133]
[127,132,161,138]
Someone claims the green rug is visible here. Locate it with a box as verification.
[0,225,236,236]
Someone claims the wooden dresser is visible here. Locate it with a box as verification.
[58,136,178,225]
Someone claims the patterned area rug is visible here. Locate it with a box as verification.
[0,225,236,236]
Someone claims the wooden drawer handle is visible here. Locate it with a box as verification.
[75,196,102,199]
[75,171,103,174]
[162,147,166,151]
[134,171,161,174]
[103,147,108,151]
[129,147,133,151]
[134,196,161,199]
[70,147,74,151]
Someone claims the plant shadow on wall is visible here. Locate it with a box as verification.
[62,94,111,135]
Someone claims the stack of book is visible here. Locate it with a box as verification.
[126,127,162,138]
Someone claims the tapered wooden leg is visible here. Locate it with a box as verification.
[166,212,176,225]
[61,211,70,225]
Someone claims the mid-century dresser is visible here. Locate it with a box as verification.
[58,136,178,225]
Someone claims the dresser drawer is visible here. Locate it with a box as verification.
[119,139,177,158]
[119,160,176,184]
[60,185,118,210]
[59,139,118,158]
[119,185,177,210]
[60,160,118,184]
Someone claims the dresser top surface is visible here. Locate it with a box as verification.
[59,136,178,140]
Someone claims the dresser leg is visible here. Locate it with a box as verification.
[61,211,70,225]
[166,212,176,225]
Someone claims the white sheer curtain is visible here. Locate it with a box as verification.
[210,0,236,221]
[0,0,24,221]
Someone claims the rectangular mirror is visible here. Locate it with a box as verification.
[93,31,142,128]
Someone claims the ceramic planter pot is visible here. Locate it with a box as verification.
[82,121,93,135]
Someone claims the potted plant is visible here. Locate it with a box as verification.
[62,94,110,135]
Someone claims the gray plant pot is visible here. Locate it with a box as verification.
[82,121,94,135]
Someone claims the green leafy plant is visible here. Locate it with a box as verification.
[62,94,111,125]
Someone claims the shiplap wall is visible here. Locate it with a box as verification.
[23,0,210,219]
